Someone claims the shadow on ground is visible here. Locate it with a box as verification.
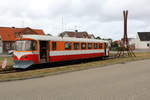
[27,57,107,71]
[0,57,109,74]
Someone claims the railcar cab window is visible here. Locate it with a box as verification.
[74,43,79,50]
[94,43,98,49]
[15,40,36,51]
[65,42,72,50]
[88,43,92,49]
[52,42,57,50]
[81,43,86,49]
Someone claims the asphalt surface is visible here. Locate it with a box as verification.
[0,59,150,100]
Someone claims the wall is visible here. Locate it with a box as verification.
[136,40,150,49]
[129,34,150,49]
[0,40,2,53]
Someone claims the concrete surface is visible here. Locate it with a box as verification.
[134,49,150,52]
[0,59,150,100]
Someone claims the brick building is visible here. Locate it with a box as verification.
[0,27,45,53]
[59,30,95,39]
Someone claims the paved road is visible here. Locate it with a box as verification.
[0,60,150,100]
[134,49,150,52]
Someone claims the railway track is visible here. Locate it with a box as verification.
[0,69,24,74]
[0,56,112,74]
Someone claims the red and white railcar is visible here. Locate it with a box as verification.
[13,35,110,69]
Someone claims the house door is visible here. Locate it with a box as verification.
[39,41,49,63]
[0,40,2,53]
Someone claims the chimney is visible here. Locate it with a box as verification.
[75,30,78,32]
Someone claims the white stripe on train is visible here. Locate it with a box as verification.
[14,49,107,59]
[49,49,105,56]
[14,51,39,59]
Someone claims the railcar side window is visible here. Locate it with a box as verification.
[88,43,92,49]
[31,41,36,50]
[99,43,103,49]
[74,43,79,50]
[65,42,72,50]
[52,42,57,50]
[81,43,86,49]
[94,43,98,49]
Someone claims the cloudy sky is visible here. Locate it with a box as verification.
[0,0,150,40]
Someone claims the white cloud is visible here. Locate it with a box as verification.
[0,0,150,40]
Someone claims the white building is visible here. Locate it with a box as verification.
[129,32,150,49]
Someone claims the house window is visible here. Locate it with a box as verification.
[65,42,72,50]
[52,42,57,50]
[81,43,86,49]
[88,43,92,49]
[14,32,20,38]
[74,43,79,50]
[0,41,2,47]
[147,43,150,47]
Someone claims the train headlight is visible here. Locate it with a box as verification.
[23,56,28,59]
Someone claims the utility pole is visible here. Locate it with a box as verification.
[61,16,64,32]
[22,20,25,28]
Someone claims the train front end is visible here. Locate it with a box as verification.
[13,39,39,69]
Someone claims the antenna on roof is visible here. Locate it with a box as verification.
[61,16,64,32]
[21,20,25,28]
[74,25,77,30]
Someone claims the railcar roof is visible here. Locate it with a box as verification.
[22,35,109,43]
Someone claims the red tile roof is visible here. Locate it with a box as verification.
[0,27,45,41]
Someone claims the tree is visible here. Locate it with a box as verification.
[111,41,119,51]
[95,36,101,39]
[47,34,52,36]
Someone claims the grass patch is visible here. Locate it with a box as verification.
[0,52,150,82]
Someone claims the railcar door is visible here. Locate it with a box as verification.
[104,43,107,56]
[39,41,49,63]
